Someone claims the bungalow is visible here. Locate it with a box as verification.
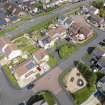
[14,60,39,87]
[4,1,26,17]
[97,76,105,96]
[0,37,22,60]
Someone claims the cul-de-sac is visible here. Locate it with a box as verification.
[0,0,105,105]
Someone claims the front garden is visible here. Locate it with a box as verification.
[13,36,38,54]
[41,91,57,105]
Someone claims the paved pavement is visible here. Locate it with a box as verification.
[81,94,101,105]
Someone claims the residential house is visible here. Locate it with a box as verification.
[92,47,105,59]
[47,25,67,41]
[67,16,93,42]
[87,15,105,28]
[14,60,39,87]
[14,48,50,87]
[81,6,99,15]
[90,47,105,73]
[0,37,22,60]
[38,36,51,49]
[33,48,50,74]
[41,0,68,9]
[4,1,26,17]
[33,48,49,64]
[96,56,105,74]
[97,76,105,96]
[18,0,39,15]
[89,6,99,15]
[39,25,67,49]
[58,16,73,29]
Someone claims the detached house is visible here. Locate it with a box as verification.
[39,25,67,49]
[67,16,93,42]
[0,37,22,60]
[33,48,50,74]
[87,15,105,28]
[4,1,26,17]
[58,16,73,29]
[14,60,39,87]
[81,6,99,15]
[47,25,67,41]
[91,47,105,73]
[14,48,50,87]
[33,48,49,64]
[97,76,105,96]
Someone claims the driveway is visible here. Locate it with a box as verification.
[32,67,62,95]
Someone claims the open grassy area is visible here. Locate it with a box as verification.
[48,55,58,68]
[2,65,19,89]
[0,27,16,36]
[26,19,55,34]
[13,36,38,54]
[59,43,77,59]
[42,91,56,105]
[72,85,96,105]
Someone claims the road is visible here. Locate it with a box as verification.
[5,0,93,39]
[0,67,33,105]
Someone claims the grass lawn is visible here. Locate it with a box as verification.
[72,85,96,105]
[13,36,38,54]
[42,91,56,105]
[48,55,58,68]
[0,27,16,36]
[82,53,92,63]
[26,19,55,34]
[2,65,19,89]
[59,43,77,59]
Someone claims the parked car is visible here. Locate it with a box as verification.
[99,42,105,46]
[27,83,34,90]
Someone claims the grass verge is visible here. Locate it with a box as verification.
[2,65,19,89]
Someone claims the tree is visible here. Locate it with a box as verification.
[92,0,104,9]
